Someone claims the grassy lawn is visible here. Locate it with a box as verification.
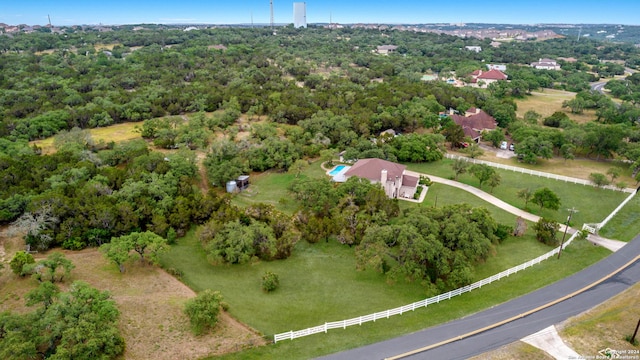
[206,238,610,360]
[469,152,636,186]
[231,160,331,214]
[599,194,640,241]
[407,159,629,227]
[515,89,596,124]
[161,232,427,336]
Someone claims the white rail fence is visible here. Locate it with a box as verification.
[444,154,635,193]
[273,230,580,343]
[597,190,638,230]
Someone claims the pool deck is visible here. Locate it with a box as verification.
[327,165,351,182]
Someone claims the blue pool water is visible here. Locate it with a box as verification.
[329,165,346,176]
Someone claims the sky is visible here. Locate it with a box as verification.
[2,0,640,26]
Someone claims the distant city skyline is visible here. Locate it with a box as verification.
[1,0,640,26]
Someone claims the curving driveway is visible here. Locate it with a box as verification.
[405,171,570,232]
[316,172,636,360]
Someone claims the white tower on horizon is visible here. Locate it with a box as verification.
[293,2,307,29]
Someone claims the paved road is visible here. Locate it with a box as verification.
[318,236,640,360]
[590,81,607,94]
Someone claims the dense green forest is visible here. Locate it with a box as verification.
[3,26,640,247]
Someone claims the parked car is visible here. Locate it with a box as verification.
[509,143,515,151]
[500,141,508,150]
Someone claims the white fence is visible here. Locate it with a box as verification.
[273,231,580,343]
[444,153,635,193]
[597,190,638,230]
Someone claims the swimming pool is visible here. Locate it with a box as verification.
[329,165,346,176]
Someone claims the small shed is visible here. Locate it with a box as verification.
[236,175,250,190]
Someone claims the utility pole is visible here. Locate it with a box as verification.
[558,207,578,259]
[631,317,640,345]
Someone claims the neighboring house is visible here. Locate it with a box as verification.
[469,69,508,88]
[450,108,497,142]
[379,129,396,137]
[486,64,507,71]
[465,45,482,52]
[531,58,561,70]
[343,158,419,199]
[375,45,398,55]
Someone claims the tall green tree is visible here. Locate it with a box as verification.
[470,164,496,189]
[532,187,561,211]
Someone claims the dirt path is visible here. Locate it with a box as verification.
[195,151,210,193]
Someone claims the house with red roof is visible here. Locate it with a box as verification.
[450,108,497,142]
[343,158,419,199]
[468,69,508,88]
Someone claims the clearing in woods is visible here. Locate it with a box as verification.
[515,89,596,124]
[0,240,265,360]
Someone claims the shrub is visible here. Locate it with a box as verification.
[495,224,513,243]
[534,218,560,246]
[10,251,35,276]
[261,271,280,292]
[419,175,433,186]
[184,289,225,335]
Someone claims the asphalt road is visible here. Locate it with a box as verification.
[591,81,607,94]
[318,236,640,360]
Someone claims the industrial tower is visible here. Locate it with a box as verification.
[293,2,307,29]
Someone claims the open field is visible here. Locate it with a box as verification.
[560,281,640,356]
[467,149,636,186]
[0,246,264,360]
[209,238,610,360]
[515,89,596,124]
[30,121,144,154]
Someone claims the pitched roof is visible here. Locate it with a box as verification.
[451,110,497,134]
[477,69,508,80]
[402,174,419,187]
[461,126,481,140]
[344,158,406,182]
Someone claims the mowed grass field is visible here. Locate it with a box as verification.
[407,159,629,227]
[203,238,610,360]
[599,194,640,241]
[162,162,619,359]
[515,89,596,124]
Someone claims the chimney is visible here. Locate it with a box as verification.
[381,169,387,184]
